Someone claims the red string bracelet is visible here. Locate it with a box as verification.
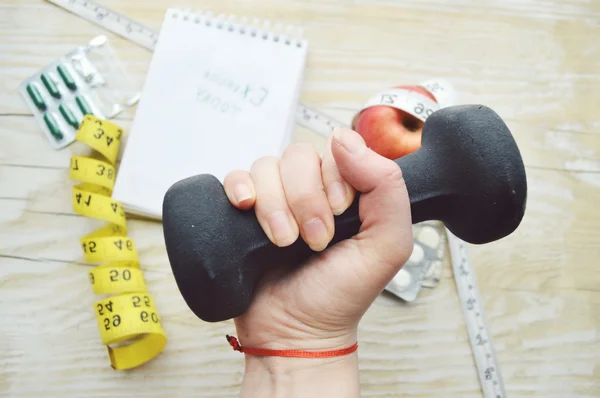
[226,335,358,358]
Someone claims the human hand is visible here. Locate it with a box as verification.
[222,128,414,397]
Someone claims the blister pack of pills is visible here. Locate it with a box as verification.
[19,35,140,149]
[385,221,446,301]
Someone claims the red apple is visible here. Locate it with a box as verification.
[352,85,437,160]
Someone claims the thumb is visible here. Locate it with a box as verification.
[331,128,414,286]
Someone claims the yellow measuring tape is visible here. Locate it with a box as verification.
[69,115,167,370]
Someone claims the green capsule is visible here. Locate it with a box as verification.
[43,113,63,140]
[59,104,79,128]
[41,73,61,98]
[57,64,77,90]
[26,83,47,111]
[75,95,93,116]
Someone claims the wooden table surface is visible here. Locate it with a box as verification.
[2,0,599,397]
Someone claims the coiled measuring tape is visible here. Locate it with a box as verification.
[48,0,504,394]
[70,115,167,370]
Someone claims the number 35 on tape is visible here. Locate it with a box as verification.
[69,115,167,370]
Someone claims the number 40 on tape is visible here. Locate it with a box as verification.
[69,115,167,370]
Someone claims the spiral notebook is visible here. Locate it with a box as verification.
[112,8,308,218]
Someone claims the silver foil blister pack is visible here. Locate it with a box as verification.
[385,221,446,301]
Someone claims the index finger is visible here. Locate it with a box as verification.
[223,170,256,211]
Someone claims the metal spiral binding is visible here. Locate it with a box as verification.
[170,9,305,48]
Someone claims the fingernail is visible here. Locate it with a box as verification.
[234,184,253,203]
[333,128,365,154]
[327,182,346,215]
[302,218,329,251]
[268,211,296,246]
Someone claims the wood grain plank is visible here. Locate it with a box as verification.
[0,258,244,398]
[0,199,170,269]
[2,113,599,175]
[1,165,598,290]
[2,0,600,397]
[1,255,598,397]
[2,0,600,132]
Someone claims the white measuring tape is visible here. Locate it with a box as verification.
[361,88,439,121]
[47,0,160,50]
[45,0,505,395]
[448,229,506,398]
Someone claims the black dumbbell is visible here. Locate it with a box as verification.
[162,104,527,323]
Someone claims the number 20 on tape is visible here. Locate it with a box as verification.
[69,115,167,370]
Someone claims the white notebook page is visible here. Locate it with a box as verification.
[113,8,307,218]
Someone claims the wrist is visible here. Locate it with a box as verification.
[233,322,361,397]
[240,351,360,398]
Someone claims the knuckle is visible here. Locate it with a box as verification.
[224,170,247,183]
[321,151,340,173]
[283,143,318,159]
[286,190,322,212]
[251,156,279,173]
[385,165,405,187]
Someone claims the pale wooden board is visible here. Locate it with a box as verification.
[1,0,600,397]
